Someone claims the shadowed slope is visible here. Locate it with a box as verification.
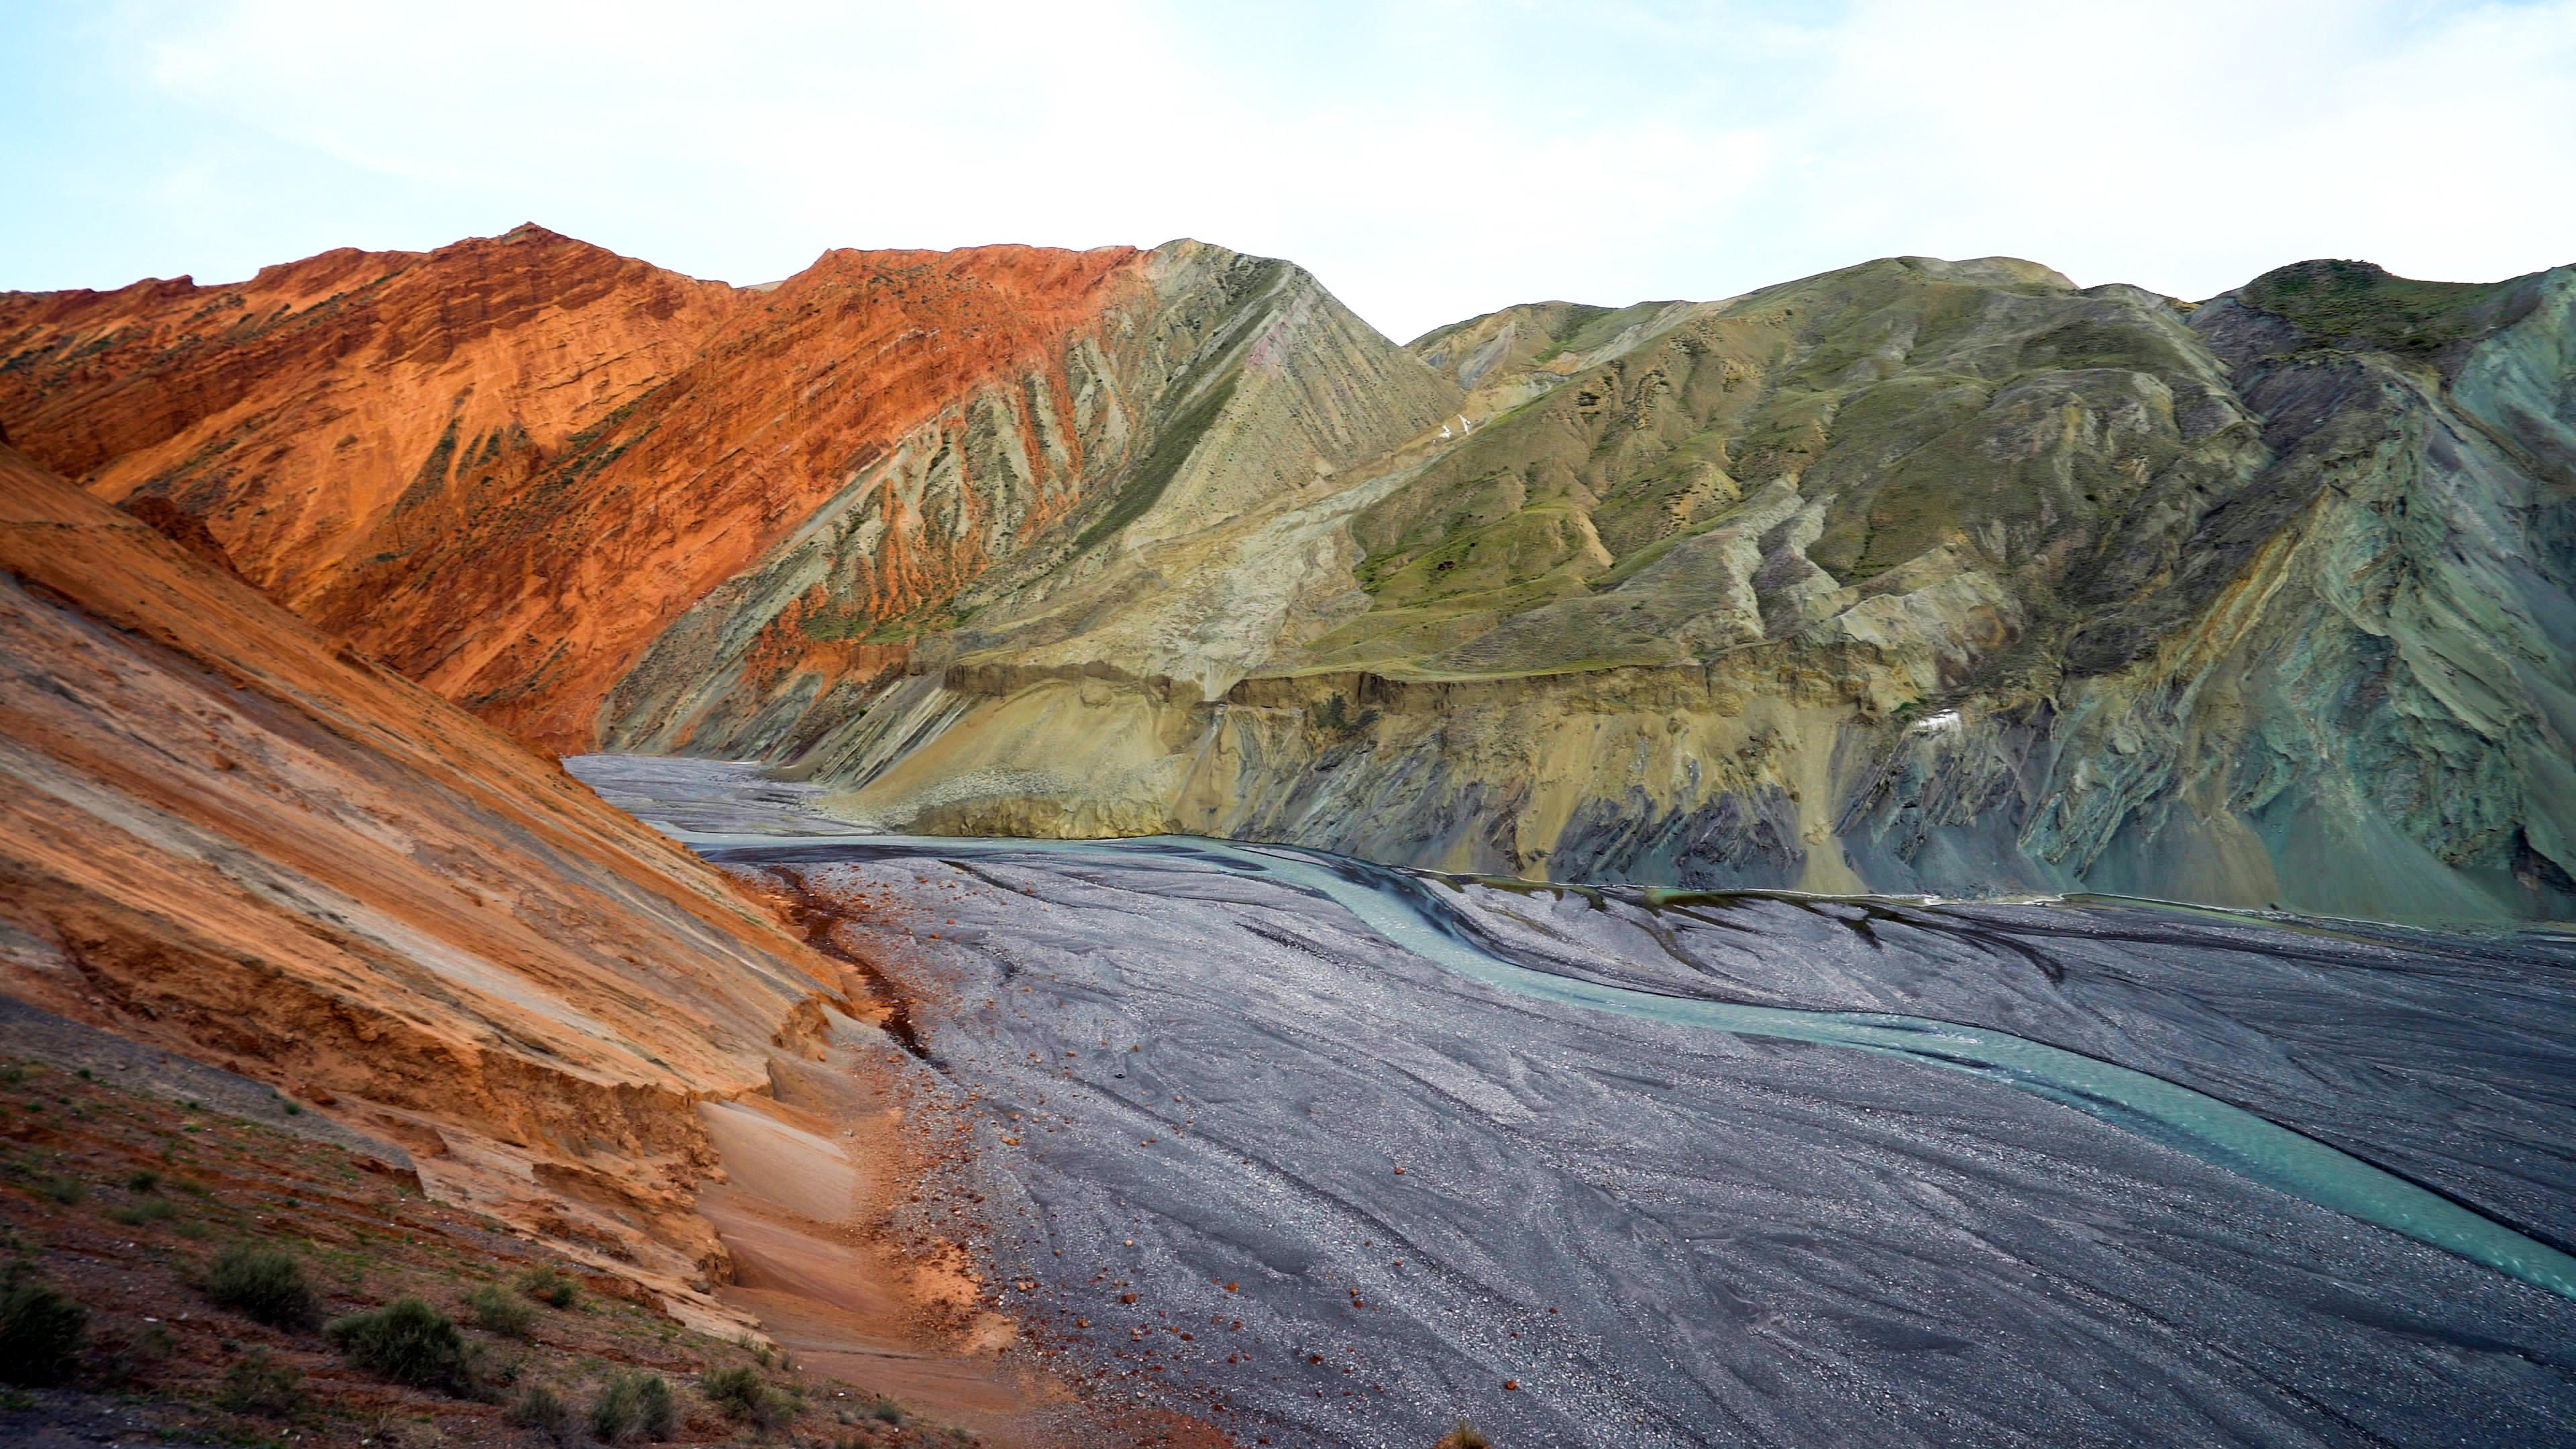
[790,254,2576,922]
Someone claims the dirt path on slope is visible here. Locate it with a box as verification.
[708,865,1242,1448]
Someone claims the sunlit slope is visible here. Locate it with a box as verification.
[0,443,865,1324]
[0,231,1455,757]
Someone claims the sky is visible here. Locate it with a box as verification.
[3,0,2572,343]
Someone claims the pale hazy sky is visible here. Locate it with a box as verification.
[5,1,2571,342]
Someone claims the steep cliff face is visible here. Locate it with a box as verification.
[0,230,1177,752]
[0,227,739,613]
[0,443,871,1322]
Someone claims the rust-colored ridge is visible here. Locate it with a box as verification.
[0,228,1152,752]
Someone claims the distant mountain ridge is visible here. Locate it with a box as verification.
[7,235,2569,922]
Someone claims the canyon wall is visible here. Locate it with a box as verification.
[9,233,2569,921]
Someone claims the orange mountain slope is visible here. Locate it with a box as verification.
[0,441,1242,1435]
[0,441,867,1324]
[0,227,1450,755]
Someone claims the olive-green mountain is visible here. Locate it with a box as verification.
[737,253,2576,923]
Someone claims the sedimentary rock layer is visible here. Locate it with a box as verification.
[0,228,1457,757]
[0,443,867,1320]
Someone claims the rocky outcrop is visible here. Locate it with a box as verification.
[0,443,876,1324]
[0,227,737,621]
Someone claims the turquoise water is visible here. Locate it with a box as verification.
[1205,838,2576,1304]
[688,825,2576,1305]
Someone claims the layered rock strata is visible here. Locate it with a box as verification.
[0,443,876,1325]
[785,258,2576,922]
[9,232,2569,922]
[0,228,1457,756]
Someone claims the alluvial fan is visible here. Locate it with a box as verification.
[574,756,2576,1448]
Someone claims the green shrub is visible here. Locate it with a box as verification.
[326,1297,470,1391]
[702,1362,763,1415]
[218,1347,305,1416]
[125,1170,161,1193]
[590,1368,678,1442]
[0,1271,88,1385]
[515,1265,580,1310]
[207,1245,319,1328]
[865,1392,905,1424]
[704,1362,796,1425]
[107,1197,176,1227]
[506,1383,574,1444]
[464,1282,532,1338]
[39,1175,85,1205]
[753,1385,801,1430]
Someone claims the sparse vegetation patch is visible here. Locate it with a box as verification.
[464,1281,533,1337]
[588,1367,677,1442]
[516,1263,581,1310]
[0,1268,89,1385]
[217,1346,304,1416]
[504,1381,574,1444]
[325,1296,471,1391]
[207,1244,319,1329]
[0,1055,960,1444]
[2240,258,2515,357]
